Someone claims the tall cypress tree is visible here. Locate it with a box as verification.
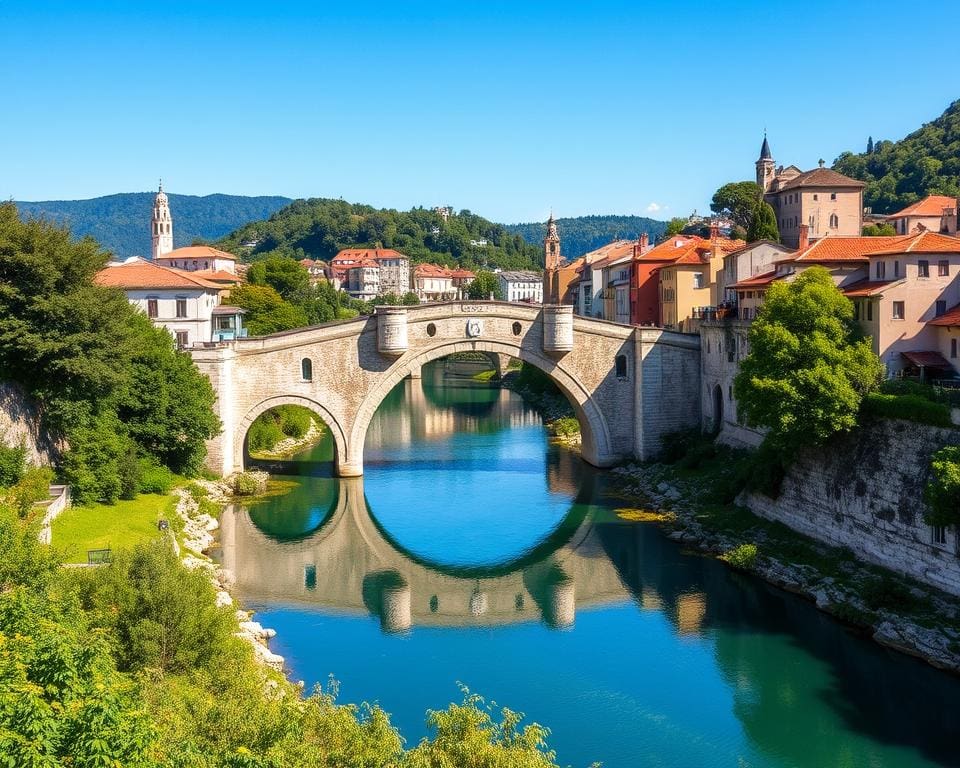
[746,201,780,243]
[867,135,874,154]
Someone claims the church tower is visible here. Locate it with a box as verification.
[544,212,561,270]
[756,134,776,193]
[151,182,173,259]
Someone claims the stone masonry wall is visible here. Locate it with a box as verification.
[743,418,960,596]
[0,382,59,466]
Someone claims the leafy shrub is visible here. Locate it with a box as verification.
[862,392,952,427]
[860,575,919,612]
[549,417,580,437]
[678,441,717,470]
[924,445,960,527]
[277,405,312,438]
[0,438,27,488]
[720,543,759,571]
[232,471,266,496]
[8,466,54,519]
[247,405,315,453]
[117,447,141,500]
[138,457,176,495]
[659,429,701,464]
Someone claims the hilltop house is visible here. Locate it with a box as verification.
[885,195,960,236]
[331,248,410,298]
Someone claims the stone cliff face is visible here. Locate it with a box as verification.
[0,382,60,466]
[743,418,960,596]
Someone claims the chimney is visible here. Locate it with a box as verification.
[709,222,720,241]
[798,223,810,250]
[640,232,649,249]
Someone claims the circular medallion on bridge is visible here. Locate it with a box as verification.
[466,318,483,338]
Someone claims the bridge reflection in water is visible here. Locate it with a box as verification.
[219,472,640,633]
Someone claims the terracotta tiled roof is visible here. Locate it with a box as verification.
[581,240,636,270]
[333,248,407,263]
[95,258,222,290]
[635,235,745,267]
[414,263,455,278]
[841,278,904,298]
[158,245,237,262]
[730,270,780,289]
[792,236,903,263]
[191,268,241,283]
[777,167,866,191]
[866,231,960,256]
[927,305,960,327]
[887,195,958,219]
[901,350,952,368]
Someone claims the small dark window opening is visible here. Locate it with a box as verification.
[426,322,437,337]
[304,565,317,590]
[615,354,628,379]
[512,321,522,336]
[301,358,313,380]
[429,595,439,613]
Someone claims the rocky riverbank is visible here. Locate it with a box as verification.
[249,417,325,461]
[173,480,285,671]
[501,370,582,450]
[611,461,960,675]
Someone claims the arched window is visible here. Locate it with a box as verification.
[615,354,628,379]
[829,213,839,229]
[301,358,313,381]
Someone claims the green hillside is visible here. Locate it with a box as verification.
[833,100,960,214]
[14,192,292,258]
[504,215,666,260]
[216,198,543,270]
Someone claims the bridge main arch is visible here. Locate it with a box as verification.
[342,339,612,475]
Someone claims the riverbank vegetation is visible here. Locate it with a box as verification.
[503,363,582,441]
[247,405,322,457]
[0,491,575,766]
[0,203,219,504]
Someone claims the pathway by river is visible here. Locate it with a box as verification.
[221,360,960,768]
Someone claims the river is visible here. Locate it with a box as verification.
[219,359,960,768]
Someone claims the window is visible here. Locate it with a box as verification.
[174,331,189,349]
[615,354,628,380]
[728,385,733,401]
[937,300,947,317]
[853,302,860,321]
[939,260,949,277]
[693,273,704,289]
[147,298,158,318]
[894,261,899,278]
[829,213,839,229]
[301,358,313,381]
[933,526,948,547]
[892,301,905,320]
[830,193,837,201]
[175,298,187,318]
[952,338,957,359]
[918,260,930,278]
[875,261,885,279]
[813,194,818,201]
[866,302,873,321]
[304,565,317,590]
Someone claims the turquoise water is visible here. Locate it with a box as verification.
[222,361,960,767]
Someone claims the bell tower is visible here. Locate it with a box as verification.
[151,181,174,259]
[756,133,776,192]
[544,212,561,270]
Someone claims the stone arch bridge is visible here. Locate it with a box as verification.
[190,302,701,477]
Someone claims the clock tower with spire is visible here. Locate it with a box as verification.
[151,181,174,260]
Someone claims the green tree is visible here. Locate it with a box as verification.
[247,256,311,300]
[734,267,883,451]
[924,446,960,527]
[710,181,763,230]
[746,200,780,243]
[862,223,897,236]
[401,291,420,305]
[466,271,503,300]
[228,283,309,335]
[664,217,687,237]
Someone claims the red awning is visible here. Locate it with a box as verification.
[901,350,953,369]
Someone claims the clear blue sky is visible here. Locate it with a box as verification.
[2,0,955,223]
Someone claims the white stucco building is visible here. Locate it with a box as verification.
[497,270,543,303]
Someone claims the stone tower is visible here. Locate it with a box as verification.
[151,182,174,260]
[544,212,561,270]
[756,134,776,193]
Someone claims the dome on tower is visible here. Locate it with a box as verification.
[155,181,168,205]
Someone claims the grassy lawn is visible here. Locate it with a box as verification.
[51,492,179,564]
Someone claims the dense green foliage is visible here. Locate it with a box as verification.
[734,267,883,452]
[833,99,960,214]
[504,215,665,261]
[664,218,687,238]
[0,203,219,503]
[15,193,292,258]
[710,181,763,231]
[746,200,780,243]
[924,446,960,527]
[862,392,953,427]
[465,270,503,300]
[862,223,897,236]
[0,498,572,767]
[0,439,27,488]
[720,543,759,571]
[247,405,316,454]
[218,199,544,270]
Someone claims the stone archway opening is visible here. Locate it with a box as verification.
[236,395,349,475]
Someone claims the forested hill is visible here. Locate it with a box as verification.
[216,198,544,270]
[833,99,960,214]
[504,215,667,260]
[14,193,292,258]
